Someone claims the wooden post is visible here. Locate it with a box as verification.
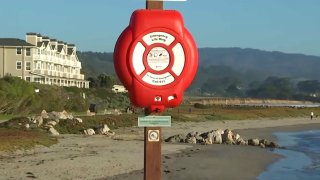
[146,0,163,10]
[144,126,161,180]
[144,1,163,180]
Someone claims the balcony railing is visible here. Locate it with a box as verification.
[32,69,84,80]
[33,54,81,68]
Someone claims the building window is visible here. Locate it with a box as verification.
[25,62,31,71]
[16,47,22,55]
[16,61,22,70]
[34,78,41,82]
[26,48,31,56]
[25,76,31,82]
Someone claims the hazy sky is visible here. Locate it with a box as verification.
[0,0,319,56]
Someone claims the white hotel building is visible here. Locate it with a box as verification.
[0,33,89,88]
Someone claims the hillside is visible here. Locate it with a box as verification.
[198,48,320,80]
[77,51,115,78]
[77,48,320,95]
[78,48,320,80]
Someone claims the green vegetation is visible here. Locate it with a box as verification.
[0,128,57,152]
[54,114,138,134]
[1,103,318,152]
[0,114,15,121]
[0,76,130,115]
[168,104,320,121]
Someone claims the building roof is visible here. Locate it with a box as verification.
[26,32,38,36]
[0,38,35,46]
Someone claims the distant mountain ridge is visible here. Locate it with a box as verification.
[198,47,320,80]
[77,48,320,85]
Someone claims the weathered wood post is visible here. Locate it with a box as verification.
[144,2,163,179]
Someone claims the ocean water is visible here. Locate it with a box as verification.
[258,130,320,180]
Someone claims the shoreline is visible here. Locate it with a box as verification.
[107,122,320,180]
[0,118,320,179]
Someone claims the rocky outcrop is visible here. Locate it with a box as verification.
[47,110,73,120]
[5,110,116,137]
[166,129,281,149]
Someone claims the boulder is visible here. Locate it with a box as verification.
[62,110,73,119]
[259,143,266,148]
[259,139,269,146]
[205,132,214,144]
[47,120,57,126]
[98,124,111,135]
[199,130,224,144]
[25,124,30,129]
[48,111,61,119]
[105,131,115,136]
[48,111,72,120]
[199,131,214,145]
[233,133,241,141]
[35,116,43,127]
[49,127,59,136]
[41,110,49,119]
[211,130,223,144]
[74,118,83,123]
[84,128,95,135]
[222,129,235,144]
[248,138,260,146]
[236,137,247,145]
[165,134,184,143]
[187,137,197,144]
[186,131,198,138]
[215,129,225,135]
[268,141,280,148]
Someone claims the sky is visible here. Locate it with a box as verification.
[0,0,319,56]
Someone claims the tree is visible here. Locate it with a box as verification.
[297,80,320,94]
[246,76,295,99]
[87,77,98,88]
[97,73,115,88]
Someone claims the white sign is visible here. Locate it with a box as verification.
[147,47,170,71]
[148,130,160,142]
[143,32,175,46]
[142,72,174,86]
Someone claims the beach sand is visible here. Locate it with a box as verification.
[0,118,320,179]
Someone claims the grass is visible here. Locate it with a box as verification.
[167,104,320,121]
[0,114,15,121]
[54,113,139,134]
[0,128,57,152]
[1,104,319,152]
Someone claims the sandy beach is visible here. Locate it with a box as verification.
[0,117,320,180]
